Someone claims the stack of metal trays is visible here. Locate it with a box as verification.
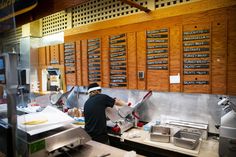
[173,130,201,150]
[150,126,171,143]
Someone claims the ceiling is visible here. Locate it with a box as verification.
[0,0,89,33]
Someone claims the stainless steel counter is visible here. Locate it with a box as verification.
[109,128,219,157]
[56,140,144,157]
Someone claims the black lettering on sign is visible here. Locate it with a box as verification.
[147,29,168,34]
[184,81,209,85]
[147,39,168,43]
[184,47,210,52]
[184,60,209,64]
[184,53,209,58]
[88,50,100,55]
[110,52,126,58]
[110,34,125,40]
[110,79,127,83]
[147,55,168,60]
[110,67,126,70]
[110,58,126,62]
[88,38,100,42]
[183,36,210,41]
[147,60,168,65]
[147,34,168,38]
[110,45,126,48]
[183,41,209,46]
[110,48,126,53]
[110,83,127,87]
[147,49,168,54]
[148,66,168,70]
[89,55,100,59]
[110,71,126,75]
[183,30,210,35]
[147,45,168,49]
[184,71,209,75]
[110,39,126,44]
[184,65,209,69]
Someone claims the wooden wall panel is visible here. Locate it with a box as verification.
[38,47,46,66]
[136,31,146,90]
[127,32,137,89]
[59,44,64,64]
[227,5,236,95]
[169,26,181,92]
[45,46,50,65]
[211,20,227,94]
[64,42,76,86]
[81,40,88,86]
[37,67,43,91]
[62,5,236,95]
[101,36,110,87]
[146,28,170,92]
[182,23,211,94]
[76,40,82,85]
[50,45,60,64]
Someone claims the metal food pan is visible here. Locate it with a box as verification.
[150,126,170,143]
[173,130,201,150]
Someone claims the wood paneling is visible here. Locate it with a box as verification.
[63,5,236,95]
[45,46,50,65]
[50,45,60,65]
[127,32,137,89]
[146,28,170,92]
[64,0,236,37]
[169,25,181,92]
[38,47,47,66]
[101,36,110,87]
[64,42,76,86]
[227,5,236,95]
[211,19,227,94]
[136,31,146,90]
[81,40,88,86]
[76,41,82,85]
[182,23,211,94]
[59,44,64,64]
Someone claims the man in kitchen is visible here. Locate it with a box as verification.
[84,82,127,144]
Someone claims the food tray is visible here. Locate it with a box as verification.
[150,126,170,143]
[173,130,201,150]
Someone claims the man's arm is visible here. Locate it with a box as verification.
[114,98,128,106]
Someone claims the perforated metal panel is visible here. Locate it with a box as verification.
[154,0,197,8]
[72,0,148,27]
[42,10,68,36]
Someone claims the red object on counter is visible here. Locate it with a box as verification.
[112,125,120,133]
[137,122,144,127]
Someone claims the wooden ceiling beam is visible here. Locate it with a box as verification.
[119,0,151,13]
[15,0,89,24]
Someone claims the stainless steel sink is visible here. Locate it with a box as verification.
[173,130,201,150]
[150,126,170,143]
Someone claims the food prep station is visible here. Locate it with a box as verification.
[1,1,236,157]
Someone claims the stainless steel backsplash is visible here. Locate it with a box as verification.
[69,86,236,134]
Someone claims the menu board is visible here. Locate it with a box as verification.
[146,28,169,70]
[64,42,76,85]
[87,38,101,83]
[109,33,127,88]
[182,26,211,91]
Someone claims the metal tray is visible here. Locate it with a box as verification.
[173,130,201,150]
[150,126,170,143]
